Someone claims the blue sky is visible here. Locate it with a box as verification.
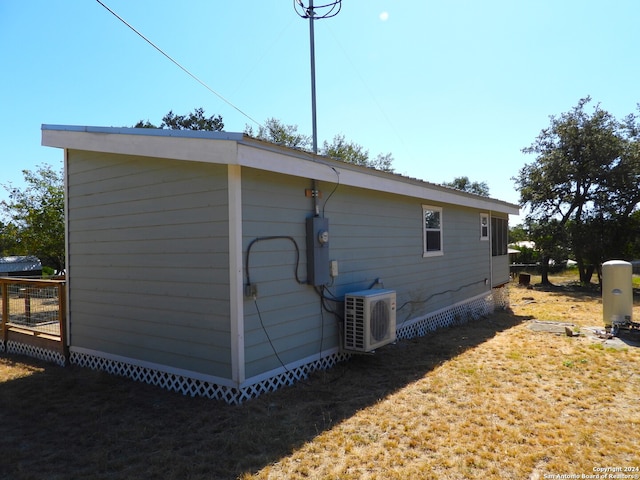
[2,1,640,223]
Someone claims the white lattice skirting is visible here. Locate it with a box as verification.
[5,340,67,366]
[397,287,506,341]
[63,287,508,404]
[71,349,351,405]
[0,288,507,403]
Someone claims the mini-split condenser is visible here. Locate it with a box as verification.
[344,289,396,352]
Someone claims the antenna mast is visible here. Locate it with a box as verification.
[294,0,342,154]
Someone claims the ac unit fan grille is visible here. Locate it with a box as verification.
[370,299,390,341]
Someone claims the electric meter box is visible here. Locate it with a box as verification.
[306,216,330,286]
[602,260,633,328]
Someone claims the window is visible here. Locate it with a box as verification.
[491,217,508,256]
[423,205,443,257]
[480,213,489,241]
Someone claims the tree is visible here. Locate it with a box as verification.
[135,107,224,131]
[0,221,20,256]
[515,97,640,284]
[137,111,396,171]
[321,134,394,172]
[245,118,311,150]
[246,119,395,172]
[527,218,570,284]
[442,176,490,196]
[508,224,529,244]
[1,164,65,273]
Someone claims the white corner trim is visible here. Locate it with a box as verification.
[228,164,245,385]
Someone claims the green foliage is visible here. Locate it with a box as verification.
[0,221,21,256]
[508,224,529,244]
[42,266,55,277]
[246,118,395,172]
[322,134,368,165]
[442,176,490,196]
[515,97,640,284]
[314,134,389,172]
[511,245,538,265]
[135,107,224,131]
[321,134,394,172]
[137,110,396,172]
[245,118,311,150]
[1,164,65,273]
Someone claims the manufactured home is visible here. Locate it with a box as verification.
[41,125,518,403]
[0,256,43,277]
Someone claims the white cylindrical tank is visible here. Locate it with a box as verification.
[602,260,633,328]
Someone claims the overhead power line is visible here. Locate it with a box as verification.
[95,0,262,127]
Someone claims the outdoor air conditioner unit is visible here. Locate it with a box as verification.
[344,289,396,352]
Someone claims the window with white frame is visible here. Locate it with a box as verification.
[423,205,443,256]
[480,213,489,241]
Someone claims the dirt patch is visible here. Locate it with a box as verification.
[528,319,640,349]
[528,319,576,334]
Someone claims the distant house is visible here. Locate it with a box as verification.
[0,256,42,277]
[42,125,519,404]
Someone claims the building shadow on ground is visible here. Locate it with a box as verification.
[0,309,531,480]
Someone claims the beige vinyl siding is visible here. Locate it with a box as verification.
[241,168,330,377]
[67,151,232,378]
[240,168,494,378]
[327,184,490,325]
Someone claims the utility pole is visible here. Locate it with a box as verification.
[295,0,342,216]
[308,1,318,154]
[294,0,342,155]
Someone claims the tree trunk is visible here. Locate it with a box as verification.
[582,264,595,284]
[575,255,594,285]
[540,256,552,285]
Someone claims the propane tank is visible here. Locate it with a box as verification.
[602,260,633,329]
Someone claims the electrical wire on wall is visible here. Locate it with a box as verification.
[395,279,489,330]
[244,236,306,373]
[245,235,339,373]
[252,298,291,373]
[245,236,306,290]
[321,167,340,218]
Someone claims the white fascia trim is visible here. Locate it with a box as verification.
[41,126,519,216]
[69,346,238,388]
[236,143,520,215]
[42,128,238,165]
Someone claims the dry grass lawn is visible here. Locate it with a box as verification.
[1,272,639,479]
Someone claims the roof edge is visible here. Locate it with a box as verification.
[41,124,520,215]
[41,124,246,141]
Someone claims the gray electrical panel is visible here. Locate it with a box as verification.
[306,216,330,286]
